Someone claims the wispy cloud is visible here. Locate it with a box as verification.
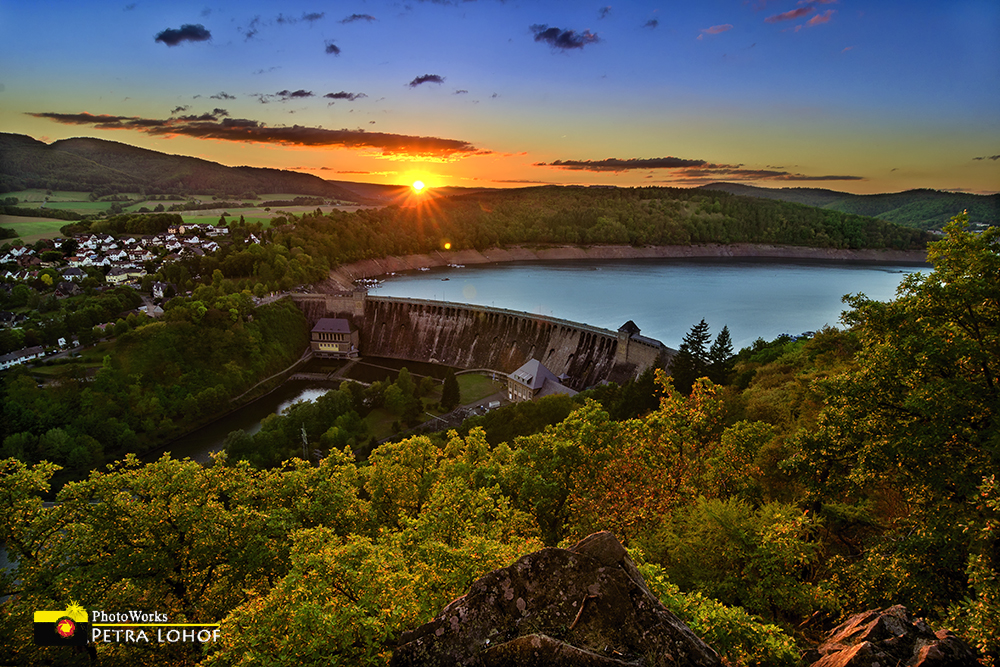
[531,24,599,50]
[325,41,341,55]
[341,13,376,24]
[599,7,611,19]
[124,3,137,11]
[302,12,325,24]
[241,16,261,40]
[28,110,481,157]
[154,24,212,46]
[210,92,236,100]
[643,19,659,29]
[699,24,733,39]
[800,9,835,29]
[408,74,445,87]
[973,154,1000,161]
[765,7,813,23]
[536,155,863,182]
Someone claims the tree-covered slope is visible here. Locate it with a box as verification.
[0,133,363,200]
[700,182,999,230]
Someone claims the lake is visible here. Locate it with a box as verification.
[369,257,929,349]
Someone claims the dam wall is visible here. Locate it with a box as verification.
[292,293,669,389]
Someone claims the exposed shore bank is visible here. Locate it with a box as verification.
[324,244,929,291]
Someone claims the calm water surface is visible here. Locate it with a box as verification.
[371,258,928,349]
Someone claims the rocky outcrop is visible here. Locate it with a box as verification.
[808,605,978,667]
[391,532,721,667]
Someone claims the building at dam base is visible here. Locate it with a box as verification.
[292,292,671,391]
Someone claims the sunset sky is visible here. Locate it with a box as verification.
[1,0,997,194]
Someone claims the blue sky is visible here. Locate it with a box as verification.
[1,0,997,193]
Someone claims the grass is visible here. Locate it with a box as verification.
[4,189,92,202]
[457,374,506,404]
[0,216,71,244]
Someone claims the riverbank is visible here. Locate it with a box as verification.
[323,243,929,290]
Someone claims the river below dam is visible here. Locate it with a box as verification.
[168,256,928,462]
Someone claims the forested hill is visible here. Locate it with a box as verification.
[699,182,999,230]
[0,133,363,201]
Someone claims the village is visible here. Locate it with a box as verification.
[0,221,261,370]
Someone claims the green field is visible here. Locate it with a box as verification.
[0,215,70,244]
[4,189,93,203]
[457,374,506,404]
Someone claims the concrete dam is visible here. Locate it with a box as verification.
[292,292,670,390]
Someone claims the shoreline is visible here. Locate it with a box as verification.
[323,243,929,291]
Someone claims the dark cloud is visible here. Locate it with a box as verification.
[171,106,190,115]
[212,108,230,117]
[536,155,864,182]
[276,13,295,24]
[599,7,611,19]
[324,91,367,103]
[538,157,708,171]
[454,89,469,95]
[210,91,236,100]
[341,13,376,23]
[276,90,314,101]
[765,7,813,23]
[325,41,341,55]
[28,110,480,157]
[530,25,599,50]
[408,74,445,87]
[302,12,325,23]
[643,19,659,29]
[972,154,1000,161]
[155,24,212,46]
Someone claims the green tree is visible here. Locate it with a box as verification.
[791,213,999,612]
[441,369,460,410]
[669,319,711,394]
[707,325,734,385]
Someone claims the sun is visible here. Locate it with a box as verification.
[412,180,426,193]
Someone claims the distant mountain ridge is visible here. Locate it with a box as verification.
[0,133,368,202]
[698,182,998,229]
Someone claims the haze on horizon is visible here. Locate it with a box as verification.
[1,0,997,195]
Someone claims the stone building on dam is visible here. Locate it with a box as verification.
[292,291,672,390]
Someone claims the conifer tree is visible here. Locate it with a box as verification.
[670,319,711,394]
[708,325,734,385]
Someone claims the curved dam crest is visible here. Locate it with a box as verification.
[293,293,669,389]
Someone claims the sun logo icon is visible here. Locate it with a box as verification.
[55,617,76,638]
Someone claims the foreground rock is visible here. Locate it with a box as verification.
[391,532,721,667]
[808,605,978,667]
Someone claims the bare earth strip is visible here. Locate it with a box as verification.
[323,244,930,291]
